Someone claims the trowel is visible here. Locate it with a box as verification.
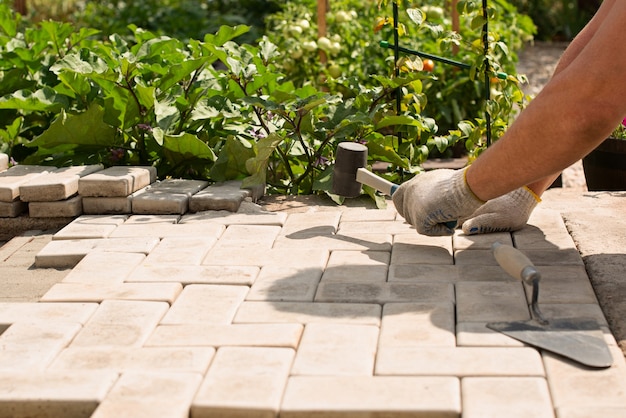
[486,242,613,368]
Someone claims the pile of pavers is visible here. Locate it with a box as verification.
[0,153,258,218]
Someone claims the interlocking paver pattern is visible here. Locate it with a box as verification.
[1,190,626,417]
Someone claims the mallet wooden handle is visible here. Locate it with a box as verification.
[356,168,399,196]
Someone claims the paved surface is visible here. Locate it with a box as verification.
[1,187,626,417]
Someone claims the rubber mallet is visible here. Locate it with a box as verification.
[332,142,399,198]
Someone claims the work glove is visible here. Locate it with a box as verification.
[460,186,541,235]
[392,168,485,236]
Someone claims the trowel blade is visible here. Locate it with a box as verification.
[487,318,613,368]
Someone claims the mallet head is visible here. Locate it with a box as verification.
[332,142,368,198]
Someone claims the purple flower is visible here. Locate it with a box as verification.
[9,157,17,166]
[622,118,626,127]
[137,124,153,132]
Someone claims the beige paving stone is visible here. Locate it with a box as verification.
[455,281,530,322]
[109,222,225,239]
[273,232,392,252]
[62,251,146,284]
[50,346,214,373]
[142,236,217,265]
[192,347,294,418]
[28,195,83,218]
[391,242,454,265]
[71,300,169,347]
[19,164,103,202]
[456,322,526,347]
[393,232,453,248]
[338,220,415,235]
[315,282,454,304]
[0,267,68,301]
[189,181,250,212]
[92,371,202,418]
[234,301,381,326]
[0,302,97,324]
[326,250,390,267]
[454,249,500,265]
[462,377,554,418]
[281,376,461,417]
[35,237,160,268]
[339,206,397,222]
[181,209,287,226]
[78,166,157,197]
[527,209,566,229]
[321,264,388,283]
[203,247,329,269]
[127,264,259,286]
[53,215,129,239]
[0,153,7,172]
[544,347,626,409]
[247,266,322,302]
[556,407,626,418]
[279,211,341,236]
[291,323,379,376]
[215,225,281,248]
[0,370,118,418]
[0,321,82,371]
[376,346,545,376]
[81,194,133,214]
[452,230,513,250]
[160,284,248,324]
[388,264,460,282]
[132,179,209,215]
[124,214,180,224]
[379,302,456,348]
[40,282,182,304]
[146,323,303,348]
[522,265,598,304]
[0,165,50,202]
[0,200,27,217]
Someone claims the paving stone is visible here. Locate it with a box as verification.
[0,153,7,172]
[192,347,294,418]
[315,282,454,304]
[82,194,134,214]
[513,225,578,250]
[388,264,460,282]
[132,179,209,215]
[0,165,50,202]
[19,164,103,202]
[338,220,415,235]
[280,376,461,417]
[160,284,248,325]
[28,195,83,218]
[379,302,456,348]
[280,211,341,236]
[62,251,146,284]
[376,346,545,376]
[522,248,585,266]
[539,303,609,326]
[321,264,388,283]
[92,371,202,418]
[456,322,526,347]
[71,300,169,347]
[127,265,259,286]
[453,230,513,250]
[142,236,218,265]
[291,323,379,376]
[53,215,129,240]
[0,370,118,418]
[273,232,392,252]
[203,247,329,269]
[0,321,82,371]
[215,225,281,248]
[78,166,157,197]
[0,200,27,217]
[454,249,500,265]
[391,242,453,265]
[109,222,225,239]
[527,209,568,231]
[0,267,68,301]
[456,282,530,322]
[124,214,180,224]
[556,407,626,418]
[189,181,250,212]
[181,210,287,226]
[40,282,182,304]
[326,250,390,267]
[35,237,160,268]
[247,266,322,302]
[339,206,397,222]
[543,347,626,409]
[50,346,215,373]
[456,264,517,282]
[146,323,303,348]
[523,265,598,304]
[0,302,97,324]
[234,301,381,326]
[462,377,554,418]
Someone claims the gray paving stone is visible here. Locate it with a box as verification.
[81,194,134,214]
[522,248,585,266]
[192,347,294,418]
[453,230,513,250]
[0,200,27,217]
[523,265,598,304]
[19,164,103,202]
[392,233,453,265]
[513,225,578,250]
[160,284,249,325]
[315,282,454,304]
[146,323,303,349]
[70,300,169,347]
[0,302,97,324]
[28,195,83,218]
[456,322,526,347]
[142,236,218,265]
[273,232,392,252]
[127,265,259,286]
[108,222,225,239]
[78,166,157,197]
[291,324,379,376]
[281,376,461,417]
[462,377,554,418]
[388,264,460,283]
[234,301,381,326]
[189,181,250,212]
[247,266,322,302]
[53,215,129,240]
[40,282,182,304]
[379,302,456,348]
[321,264,388,283]
[0,165,50,202]
[92,372,202,418]
[376,346,545,376]
[538,303,609,326]
[131,179,209,215]
[0,370,118,418]
[62,251,146,284]
[0,153,7,172]
[50,346,215,373]
[455,282,530,323]
[454,249,500,265]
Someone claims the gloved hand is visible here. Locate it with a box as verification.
[392,168,485,236]
[460,186,541,235]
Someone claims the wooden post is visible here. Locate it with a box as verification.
[13,0,27,15]
[317,0,328,64]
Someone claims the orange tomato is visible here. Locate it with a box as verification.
[422,59,435,72]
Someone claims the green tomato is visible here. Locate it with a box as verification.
[291,48,303,59]
[335,11,351,23]
[328,63,342,78]
[298,19,311,30]
[317,36,332,51]
[302,40,317,52]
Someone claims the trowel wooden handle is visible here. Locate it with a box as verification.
[491,242,540,285]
